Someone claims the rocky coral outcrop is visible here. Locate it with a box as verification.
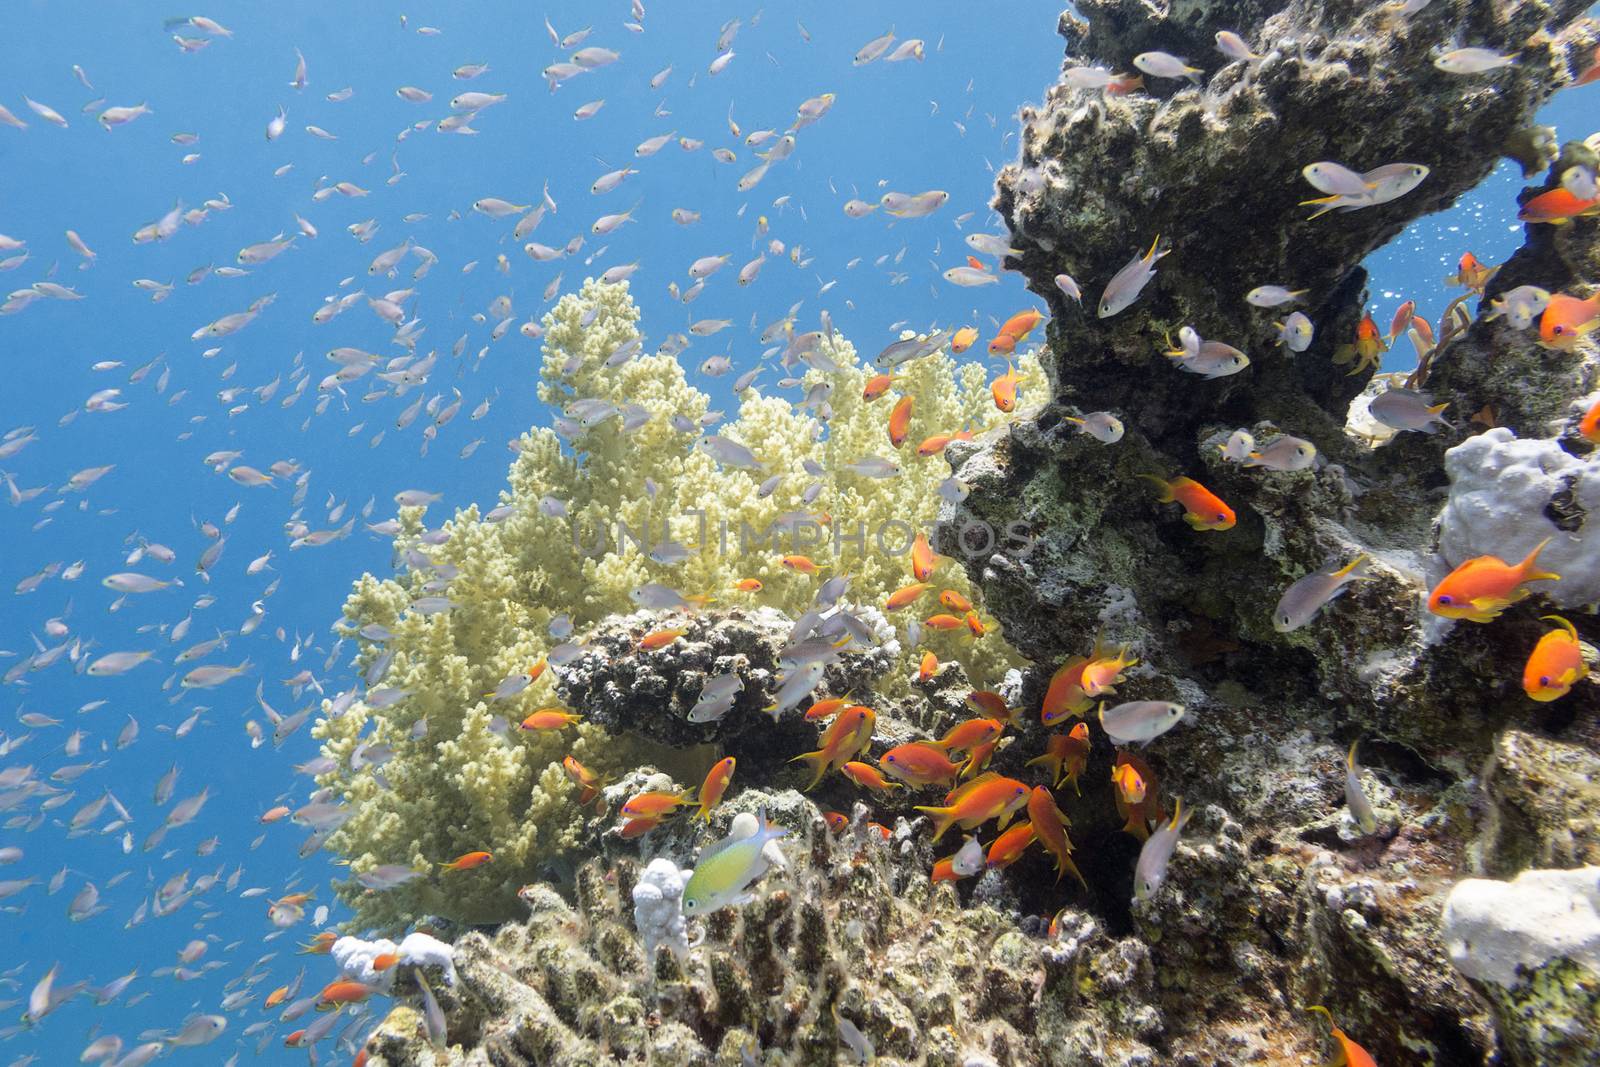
[1443,866,1600,1065]
[941,0,1600,1061]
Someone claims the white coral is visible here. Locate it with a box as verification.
[1437,427,1600,607]
[331,931,457,991]
[1442,867,1600,987]
[632,857,690,960]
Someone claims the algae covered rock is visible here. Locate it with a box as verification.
[1443,866,1600,1066]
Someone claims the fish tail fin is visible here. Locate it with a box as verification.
[1136,474,1174,501]
[1143,233,1163,262]
[1519,536,1561,584]
[1540,614,1578,639]
[913,804,957,842]
[1335,554,1372,581]
[1346,739,1360,772]
[788,749,830,791]
[1170,795,1193,832]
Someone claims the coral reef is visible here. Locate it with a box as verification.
[927,0,1600,1062]
[312,279,1042,928]
[323,2,1600,1063]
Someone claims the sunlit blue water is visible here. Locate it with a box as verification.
[0,2,1592,1062]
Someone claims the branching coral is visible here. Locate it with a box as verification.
[312,279,1043,927]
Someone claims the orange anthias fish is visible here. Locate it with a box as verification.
[372,952,399,971]
[1028,786,1088,889]
[619,816,662,839]
[1577,44,1600,85]
[1106,72,1144,95]
[696,757,736,820]
[991,362,1020,413]
[521,708,582,730]
[782,554,822,575]
[990,309,1043,354]
[924,613,967,631]
[916,433,956,457]
[732,578,763,592]
[562,755,606,808]
[260,805,290,823]
[919,650,939,680]
[985,821,1036,869]
[298,930,337,954]
[318,981,377,1006]
[439,850,493,872]
[879,741,964,788]
[929,717,1004,753]
[915,772,1030,842]
[863,373,898,401]
[1517,186,1600,224]
[1427,537,1560,622]
[910,532,940,581]
[960,736,1001,779]
[1581,396,1600,444]
[1113,751,1165,841]
[1111,762,1146,805]
[1444,251,1497,292]
[1025,722,1091,792]
[820,810,849,832]
[939,589,974,613]
[1522,615,1588,701]
[1080,646,1137,698]
[804,696,854,721]
[1352,312,1387,373]
[264,985,290,1008]
[1041,652,1097,725]
[1538,292,1600,350]
[885,581,933,611]
[951,325,979,353]
[790,704,875,790]
[1141,475,1236,531]
[888,394,914,448]
[621,790,694,819]
[966,690,1012,721]
[1386,299,1416,342]
[842,760,902,793]
[638,627,687,651]
[1308,1006,1378,1067]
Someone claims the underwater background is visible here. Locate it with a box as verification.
[3,1,1599,1064]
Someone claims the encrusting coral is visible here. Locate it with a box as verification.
[312,278,1042,928]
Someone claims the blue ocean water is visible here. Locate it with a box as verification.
[0,2,1591,1062]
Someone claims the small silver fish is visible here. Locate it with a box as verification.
[1219,429,1256,463]
[1064,411,1124,444]
[1273,555,1369,632]
[1244,435,1316,471]
[1097,237,1168,318]
[1133,798,1194,902]
[1245,285,1306,308]
[1434,47,1515,74]
[1367,387,1450,433]
[1276,312,1314,352]
[1344,741,1379,834]
[1098,700,1186,746]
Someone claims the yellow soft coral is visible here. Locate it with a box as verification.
[315,279,1044,927]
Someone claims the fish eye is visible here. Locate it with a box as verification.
[1554,325,1566,335]
[1216,513,1227,521]
[1437,595,1452,605]
[1540,675,1550,686]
